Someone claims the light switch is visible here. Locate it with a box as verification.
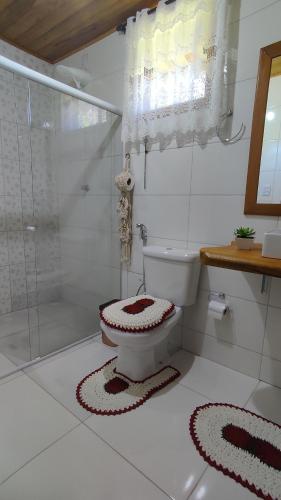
[261,184,271,196]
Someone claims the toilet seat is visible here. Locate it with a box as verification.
[100,294,175,333]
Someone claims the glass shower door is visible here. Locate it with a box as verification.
[0,74,35,371]
[29,82,121,358]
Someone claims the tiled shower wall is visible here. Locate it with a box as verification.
[63,0,281,387]
[0,40,53,314]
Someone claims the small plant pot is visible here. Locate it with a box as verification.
[235,237,255,250]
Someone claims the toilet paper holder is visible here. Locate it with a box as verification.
[208,292,231,315]
[208,291,226,302]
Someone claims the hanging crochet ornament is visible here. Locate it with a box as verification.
[115,154,135,264]
[117,195,129,219]
[115,167,135,192]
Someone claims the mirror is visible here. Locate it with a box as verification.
[257,56,281,204]
[245,41,281,215]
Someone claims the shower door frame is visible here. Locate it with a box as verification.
[0,54,122,378]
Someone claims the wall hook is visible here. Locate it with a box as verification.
[216,108,246,145]
[144,137,149,190]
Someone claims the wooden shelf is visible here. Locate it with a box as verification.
[200,243,281,278]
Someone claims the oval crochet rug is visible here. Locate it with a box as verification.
[189,403,281,500]
[76,357,180,416]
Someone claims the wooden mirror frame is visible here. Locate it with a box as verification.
[244,40,281,215]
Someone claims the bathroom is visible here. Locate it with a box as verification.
[0,0,281,498]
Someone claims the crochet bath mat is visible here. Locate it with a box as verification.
[76,357,180,416]
[190,403,281,500]
[100,294,175,332]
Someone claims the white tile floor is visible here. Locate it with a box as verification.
[0,301,97,366]
[0,338,280,499]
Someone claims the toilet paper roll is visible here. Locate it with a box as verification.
[208,300,228,320]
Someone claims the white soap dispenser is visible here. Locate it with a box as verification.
[262,229,281,259]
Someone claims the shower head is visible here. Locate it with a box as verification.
[54,64,93,89]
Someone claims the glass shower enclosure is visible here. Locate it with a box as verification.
[0,57,121,376]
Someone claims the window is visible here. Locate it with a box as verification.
[61,95,107,131]
[122,0,229,145]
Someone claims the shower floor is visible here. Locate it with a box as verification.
[0,338,279,499]
[0,301,99,370]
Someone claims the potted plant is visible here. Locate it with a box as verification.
[234,226,256,250]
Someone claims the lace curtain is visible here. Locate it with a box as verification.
[122,0,229,147]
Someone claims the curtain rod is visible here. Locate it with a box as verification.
[0,55,122,117]
[116,0,176,34]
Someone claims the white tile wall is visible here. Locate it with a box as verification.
[260,354,281,387]
[183,328,262,378]
[198,266,269,304]
[131,148,192,196]
[62,0,281,385]
[184,290,267,353]
[133,195,189,241]
[191,140,249,195]
[234,1,281,83]
[0,39,54,335]
[227,78,257,140]
[262,306,281,361]
[268,277,281,306]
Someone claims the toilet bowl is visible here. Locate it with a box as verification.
[100,246,200,381]
[101,306,182,380]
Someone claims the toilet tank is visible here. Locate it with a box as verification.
[143,246,201,307]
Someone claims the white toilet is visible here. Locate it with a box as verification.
[100,246,200,380]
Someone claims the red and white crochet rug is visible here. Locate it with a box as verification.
[190,403,281,500]
[76,357,180,416]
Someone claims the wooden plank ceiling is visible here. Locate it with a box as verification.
[0,0,158,64]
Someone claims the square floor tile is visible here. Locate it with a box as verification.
[0,329,31,366]
[245,381,281,425]
[171,350,258,406]
[0,375,78,483]
[0,353,16,376]
[0,309,29,338]
[86,382,208,500]
[93,333,118,352]
[25,341,116,420]
[0,353,21,385]
[189,468,257,500]
[0,425,169,500]
[38,322,86,357]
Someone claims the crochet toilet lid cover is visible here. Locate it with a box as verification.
[100,294,175,333]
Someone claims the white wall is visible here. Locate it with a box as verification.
[62,0,281,386]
